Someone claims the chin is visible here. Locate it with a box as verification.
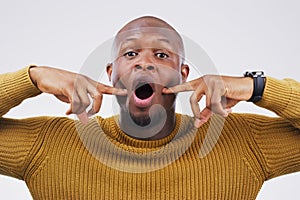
[129,112,151,127]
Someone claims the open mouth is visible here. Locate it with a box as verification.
[135,83,154,99]
[133,82,155,107]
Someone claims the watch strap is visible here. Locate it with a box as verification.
[244,71,266,103]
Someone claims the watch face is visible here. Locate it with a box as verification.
[244,71,265,78]
[252,71,264,77]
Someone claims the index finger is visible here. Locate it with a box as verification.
[162,81,194,94]
[97,83,127,96]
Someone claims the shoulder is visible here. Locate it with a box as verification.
[194,113,275,151]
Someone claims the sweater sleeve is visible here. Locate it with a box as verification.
[245,77,300,180]
[0,67,44,180]
[0,66,41,117]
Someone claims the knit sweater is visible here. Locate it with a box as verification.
[0,67,299,200]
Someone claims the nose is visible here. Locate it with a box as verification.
[133,51,157,72]
[135,65,155,71]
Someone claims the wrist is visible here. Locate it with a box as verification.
[242,77,254,101]
[28,65,40,88]
[244,71,266,103]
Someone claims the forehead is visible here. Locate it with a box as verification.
[112,27,183,58]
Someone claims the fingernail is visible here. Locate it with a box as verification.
[223,108,232,117]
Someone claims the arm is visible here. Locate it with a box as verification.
[163,74,300,179]
[0,66,41,117]
[245,77,300,179]
[255,77,300,129]
[0,66,43,179]
[0,65,126,179]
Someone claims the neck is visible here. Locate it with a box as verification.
[119,108,176,140]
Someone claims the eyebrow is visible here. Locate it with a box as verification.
[118,38,138,50]
[156,38,174,52]
[116,41,134,56]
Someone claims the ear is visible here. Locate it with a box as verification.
[106,63,113,82]
[181,64,189,82]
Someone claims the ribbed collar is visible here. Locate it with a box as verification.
[98,113,194,149]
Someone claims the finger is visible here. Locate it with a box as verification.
[97,83,127,96]
[65,91,81,115]
[225,108,232,115]
[162,81,194,94]
[77,111,89,124]
[66,106,72,115]
[188,83,207,127]
[200,107,214,126]
[88,92,103,116]
[66,88,91,115]
[210,89,228,117]
[205,89,212,108]
[75,87,91,114]
[190,91,203,120]
[194,107,214,128]
[55,95,70,103]
[189,84,206,128]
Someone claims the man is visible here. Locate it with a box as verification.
[0,16,299,199]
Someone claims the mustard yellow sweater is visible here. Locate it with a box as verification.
[0,67,300,200]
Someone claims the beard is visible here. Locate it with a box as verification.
[129,112,151,127]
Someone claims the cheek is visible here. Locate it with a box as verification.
[158,66,182,86]
[111,66,133,88]
[111,61,130,82]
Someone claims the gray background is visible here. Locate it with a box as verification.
[0,0,300,199]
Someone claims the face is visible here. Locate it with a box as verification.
[107,27,189,126]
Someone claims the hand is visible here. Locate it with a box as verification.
[162,75,253,128]
[29,66,127,123]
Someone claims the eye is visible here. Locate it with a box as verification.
[123,51,138,57]
[155,52,169,59]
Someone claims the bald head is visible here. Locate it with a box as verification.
[112,16,185,62]
[118,16,178,33]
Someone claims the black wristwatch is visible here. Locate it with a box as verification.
[244,71,266,103]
